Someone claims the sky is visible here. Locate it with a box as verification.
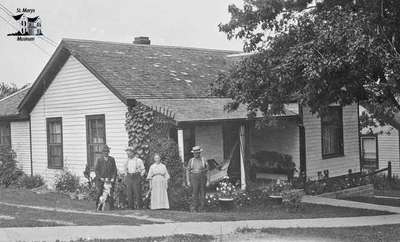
[0,0,243,87]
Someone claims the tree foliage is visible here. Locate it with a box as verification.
[214,0,400,127]
[0,82,19,100]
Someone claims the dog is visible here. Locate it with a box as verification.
[97,180,113,211]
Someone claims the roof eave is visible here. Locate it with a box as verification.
[176,114,299,126]
[18,40,128,114]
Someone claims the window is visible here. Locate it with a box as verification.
[361,136,378,169]
[0,122,11,147]
[47,118,63,169]
[86,115,106,169]
[321,106,344,158]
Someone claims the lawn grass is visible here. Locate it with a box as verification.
[233,225,400,242]
[0,204,153,227]
[0,218,59,227]
[70,234,214,242]
[375,189,400,197]
[118,203,390,222]
[0,188,94,211]
[343,196,400,207]
[0,188,392,226]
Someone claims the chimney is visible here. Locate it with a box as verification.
[133,36,150,45]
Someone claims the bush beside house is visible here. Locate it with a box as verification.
[0,146,44,189]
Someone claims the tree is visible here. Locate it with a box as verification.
[214,0,400,128]
[0,82,19,100]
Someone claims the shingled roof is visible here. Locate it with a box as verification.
[138,98,298,124]
[19,38,239,113]
[0,87,30,121]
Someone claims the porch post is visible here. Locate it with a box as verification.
[239,124,246,190]
[177,128,184,163]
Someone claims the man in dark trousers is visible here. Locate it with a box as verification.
[95,144,117,210]
[124,148,145,209]
[186,146,209,212]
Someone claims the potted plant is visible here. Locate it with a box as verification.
[266,179,292,205]
[216,176,237,210]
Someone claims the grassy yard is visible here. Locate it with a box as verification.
[232,225,400,242]
[71,234,214,242]
[113,203,390,222]
[0,188,94,211]
[0,204,154,227]
[343,196,400,207]
[0,188,393,227]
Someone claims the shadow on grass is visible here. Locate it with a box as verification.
[69,234,214,242]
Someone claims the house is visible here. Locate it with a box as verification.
[360,107,400,175]
[27,16,41,35]
[13,37,360,187]
[11,14,41,35]
[0,86,32,174]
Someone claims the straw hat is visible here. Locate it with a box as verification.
[191,146,203,153]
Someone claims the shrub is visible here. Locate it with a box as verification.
[76,183,97,201]
[0,146,23,187]
[281,189,304,211]
[265,179,292,196]
[18,174,44,189]
[54,169,80,193]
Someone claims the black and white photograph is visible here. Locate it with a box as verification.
[0,0,400,241]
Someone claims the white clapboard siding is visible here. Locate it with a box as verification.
[30,56,128,185]
[195,124,224,163]
[249,120,300,170]
[377,128,400,175]
[303,104,360,178]
[10,121,31,174]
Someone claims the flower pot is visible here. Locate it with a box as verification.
[268,195,282,205]
[218,198,234,210]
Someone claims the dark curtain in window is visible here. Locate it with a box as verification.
[321,107,343,158]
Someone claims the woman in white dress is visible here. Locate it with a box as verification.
[147,153,170,209]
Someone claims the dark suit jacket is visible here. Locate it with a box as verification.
[95,156,117,180]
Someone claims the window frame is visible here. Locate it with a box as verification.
[321,106,344,159]
[0,122,11,147]
[46,117,63,169]
[86,114,106,170]
[360,135,379,169]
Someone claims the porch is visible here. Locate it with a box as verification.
[139,98,300,189]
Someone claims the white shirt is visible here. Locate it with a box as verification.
[125,157,145,176]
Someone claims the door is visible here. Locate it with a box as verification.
[86,114,106,169]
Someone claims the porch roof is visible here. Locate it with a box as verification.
[0,87,30,121]
[138,98,298,123]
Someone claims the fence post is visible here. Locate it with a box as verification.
[388,161,392,186]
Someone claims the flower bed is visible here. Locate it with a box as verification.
[206,177,304,211]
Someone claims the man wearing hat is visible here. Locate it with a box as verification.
[124,147,145,209]
[186,145,209,212]
[95,144,117,210]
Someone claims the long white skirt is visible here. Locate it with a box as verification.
[150,176,169,209]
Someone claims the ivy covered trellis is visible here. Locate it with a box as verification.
[125,102,189,209]
[125,102,178,164]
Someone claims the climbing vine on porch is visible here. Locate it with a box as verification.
[125,103,154,161]
[125,102,177,163]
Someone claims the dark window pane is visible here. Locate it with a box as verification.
[321,107,343,158]
[87,115,106,169]
[47,118,63,168]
